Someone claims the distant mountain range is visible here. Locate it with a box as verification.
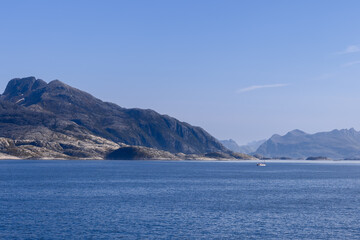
[0,77,254,160]
[255,129,360,159]
[220,139,265,154]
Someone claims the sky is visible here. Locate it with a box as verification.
[1,0,360,145]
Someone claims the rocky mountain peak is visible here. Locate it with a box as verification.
[2,77,46,102]
[3,77,35,95]
[48,79,70,89]
[286,129,307,136]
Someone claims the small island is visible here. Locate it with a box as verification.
[306,156,330,160]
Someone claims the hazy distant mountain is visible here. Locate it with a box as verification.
[0,77,238,160]
[220,139,241,152]
[255,129,360,159]
[221,139,266,154]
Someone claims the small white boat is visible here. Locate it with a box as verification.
[257,162,266,167]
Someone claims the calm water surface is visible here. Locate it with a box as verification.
[1,160,360,239]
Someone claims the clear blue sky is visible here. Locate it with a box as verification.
[1,0,360,144]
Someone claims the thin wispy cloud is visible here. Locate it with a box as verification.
[237,83,289,93]
[342,60,360,67]
[337,45,360,54]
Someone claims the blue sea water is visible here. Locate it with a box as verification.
[1,160,360,239]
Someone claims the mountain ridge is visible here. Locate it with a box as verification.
[0,77,251,160]
[255,128,360,159]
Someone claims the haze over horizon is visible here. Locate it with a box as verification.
[1,0,360,145]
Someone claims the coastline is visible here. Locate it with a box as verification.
[2,158,360,164]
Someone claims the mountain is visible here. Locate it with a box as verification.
[0,76,239,160]
[220,139,241,152]
[221,139,266,154]
[255,129,360,159]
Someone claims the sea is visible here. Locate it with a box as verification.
[1,160,360,239]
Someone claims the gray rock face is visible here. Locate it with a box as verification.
[255,128,360,159]
[0,77,229,159]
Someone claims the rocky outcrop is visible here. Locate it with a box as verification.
[106,146,257,161]
[0,134,120,159]
[107,146,178,160]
